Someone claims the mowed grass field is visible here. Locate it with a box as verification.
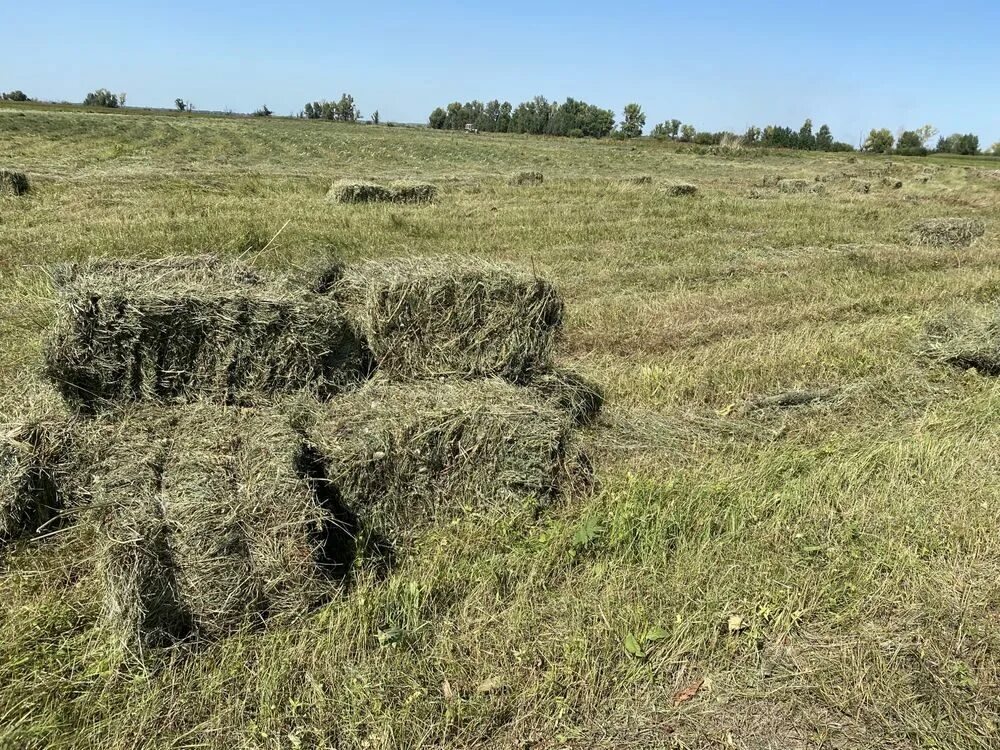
[2,105,1000,749]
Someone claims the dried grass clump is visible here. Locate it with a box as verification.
[912,218,985,247]
[509,171,544,186]
[920,306,1000,374]
[664,183,698,196]
[304,379,578,541]
[328,256,563,381]
[0,168,30,196]
[44,255,368,410]
[84,405,339,652]
[529,369,604,425]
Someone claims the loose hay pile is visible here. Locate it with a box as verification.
[45,255,368,410]
[0,168,30,196]
[328,179,437,204]
[81,405,339,651]
[920,306,1000,374]
[509,171,544,186]
[329,256,563,381]
[6,251,600,659]
[303,379,577,542]
[912,218,986,248]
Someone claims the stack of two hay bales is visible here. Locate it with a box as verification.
[3,252,600,656]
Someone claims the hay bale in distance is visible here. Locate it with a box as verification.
[849,179,871,194]
[664,183,698,197]
[912,218,985,247]
[778,179,812,194]
[304,379,578,542]
[44,255,369,410]
[622,175,652,185]
[85,405,341,651]
[882,178,903,189]
[509,171,544,186]
[0,169,30,196]
[328,180,437,204]
[328,256,563,381]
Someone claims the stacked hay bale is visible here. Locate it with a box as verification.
[911,218,985,248]
[79,405,338,651]
[302,379,578,544]
[328,179,437,204]
[44,255,368,410]
[0,168,30,196]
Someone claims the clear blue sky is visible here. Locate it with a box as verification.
[7,0,999,146]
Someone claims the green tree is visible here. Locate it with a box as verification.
[862,128,894,153]
[83,88,119,108]
[798,118,815,150]
[679,124,696,142]
[1,90,29,101]
[990,141,1000,156]
[621,103,645,138]
[252,104,272,117]
[896,130,927,155]
[816,124,833,150]
[175,98,187,112]
[372,110,379,125]
[428,107,446,129]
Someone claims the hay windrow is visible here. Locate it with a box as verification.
[0,168,30,196]
[82,404,340,651]
[304,379,580,542]
[911,218,985,248]
[509,171,544,186]
[327,256,563,381]
[44,255,369,410]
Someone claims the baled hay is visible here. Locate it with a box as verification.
[509,171,544,186]
[882,178,903,189]
[912,218,985,247]
[778,179,814,194]
[0,168,30,196]
[529,369,604,425]
[44,255,368,410]
[849,179,871,194]
[0,387,74,542]
[664,183,698,196]
[761,175,784,188]
[621,175,652,185]
[84,405,338,651]
[328,256,563,381]
[304,379,579,541]
[920,306,1000,374]
[328,180,437,204]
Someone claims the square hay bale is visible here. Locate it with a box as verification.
[664,183,698,197]
[83,405,340,652]
[0,168,30,196]
[328,256,563,381]
[920,305,1000,374]
[882,178,903,189]
[912,218,985,247]
[528,368,604,425]
[0,388,74,542]
[509,171,544,186]
[303,379,579,542]
[849,179,871,194]
[621,175,652,185]
[778,179,813,194]
[44,255,368,410]
[328,180,437,204]
[328,180,393,204]
[389,181,437,204]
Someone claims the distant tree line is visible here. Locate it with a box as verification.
[428,96,621,138]
[1,90,30,101]
[861,125,982,156]
[301,94,361,122]
[651,117,854,151]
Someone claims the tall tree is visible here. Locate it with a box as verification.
[621,103,645,138]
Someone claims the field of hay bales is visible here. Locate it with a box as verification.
[3,105,1000,749]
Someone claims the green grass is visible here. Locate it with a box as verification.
[2,105,1000,749]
